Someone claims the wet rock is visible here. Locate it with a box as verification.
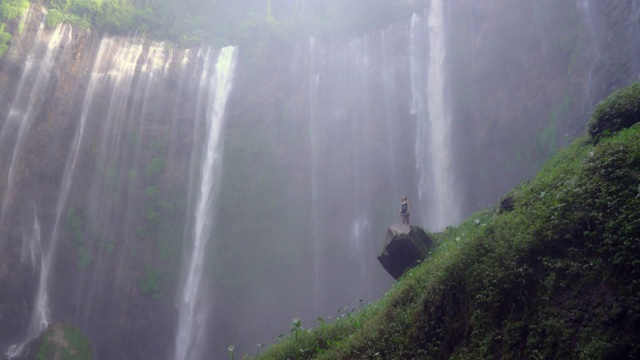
[377,224,434,280]
[498,194,516,213]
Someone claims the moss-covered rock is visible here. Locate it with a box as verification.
[31,323,92,360]
[588,81,640,143]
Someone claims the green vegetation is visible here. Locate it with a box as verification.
[0,0,27,58]
[0,0,29,20]
[35,323,92,360]
[22,0,427,47]
[66,207,86,246]
[77,247,93,269]
[145,156,167,181]
[135,134,184,299]
[0,22,10,57]
[137,263,167,299]
[257,84,640,359]
[66,207,96,269]
[589,81,640,142]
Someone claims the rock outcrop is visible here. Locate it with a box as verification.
[378,224,434,280]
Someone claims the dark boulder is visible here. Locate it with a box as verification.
[377,224,434,280]
[498,194,516,213]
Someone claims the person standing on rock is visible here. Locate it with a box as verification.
[400,195,410,225]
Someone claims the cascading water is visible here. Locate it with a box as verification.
[307,37,323,311]
[578,0,598,110]
[0,23,73,223]
[3,23,74,359]
[71,38,176,327]
[174,46,237,360]
[3,27,237,357]
[412,0,461,230]
[302,24,413,316]
[21,204,41,270]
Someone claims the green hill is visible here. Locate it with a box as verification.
[256,82,640,359]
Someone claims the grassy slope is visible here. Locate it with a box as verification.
[256,85,640,360]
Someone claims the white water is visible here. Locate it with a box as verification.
[5,206,41,358]
[578,0,598,109]
[412,1,460,230]
[3,24,74,359]
[69,38,173,324]
[580,0,596,40]
[174,46,237,360]
[21,204,41,270]
[307,37,322,311]
[0,24,73,221]
[26,37,144,349]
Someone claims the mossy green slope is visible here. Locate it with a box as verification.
[257,84,640,360]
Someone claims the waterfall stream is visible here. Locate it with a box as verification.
[3,23,74,359]
[413,0,461,230]
[0,24,73,222]
[174,46,237,360]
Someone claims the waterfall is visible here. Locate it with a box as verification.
[0,23,73,222]
[302,22,417,315]
[3,23,74,359]
[174,46,237,360]
[412,0,460,230]
[73,38,175,325]
[579,0,596,40]
[308,37,322,311]
[410,12,429,223]
[21,204,41,270]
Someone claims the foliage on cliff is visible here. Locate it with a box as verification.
[0,0,28,57]
[33,323,92,360]
[256,83,640,359]
[589,81,640,143]
[33,0,427,46]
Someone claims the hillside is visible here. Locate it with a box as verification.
[257,82,640,359]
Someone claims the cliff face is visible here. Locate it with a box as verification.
[446,0,640,213]
[0,7,222,358]
[0,2,638,359]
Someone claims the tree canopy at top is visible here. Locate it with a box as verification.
[7,0,427,46]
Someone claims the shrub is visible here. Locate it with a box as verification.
[0,0,29,21]
[0,22,11,58]
[588,81,640,142]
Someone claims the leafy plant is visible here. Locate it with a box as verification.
[0,22,10,58]
[227,344,235,360]
[290,317,302,341]
[0,0,29,21]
